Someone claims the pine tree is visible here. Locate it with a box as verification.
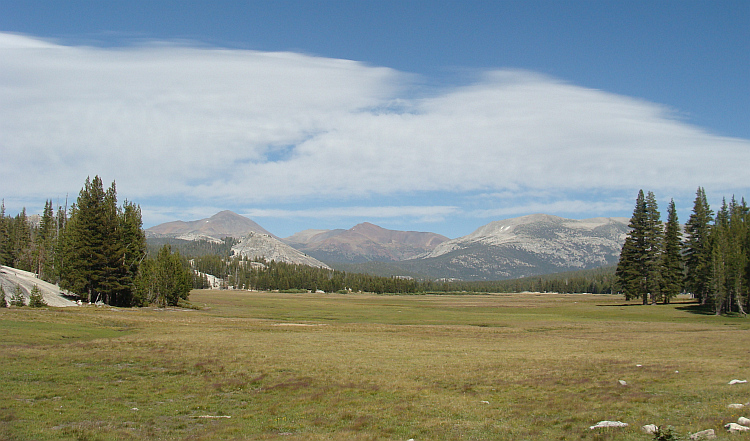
[34,200,56,281]
[62,176,109,302]
[10,284,25,306]
[0,285,7,307]
[684,187,714,304]
[616,190,663,304]
[661,199,683,304]
[644,191,663,304]
[28,285,47,308]
[0,200,9,266]
[729,198,748,315]
[134,244,192,307]
[710,199,730,314]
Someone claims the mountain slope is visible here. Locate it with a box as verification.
[146,210,274,240]
[412,214,629,280]
[283,222,449,263]
[231,232,331,269]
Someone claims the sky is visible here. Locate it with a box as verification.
[1,0,748,238]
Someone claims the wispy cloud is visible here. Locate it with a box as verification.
[1,33,748,233]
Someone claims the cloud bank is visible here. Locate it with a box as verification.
[1,33,748,231]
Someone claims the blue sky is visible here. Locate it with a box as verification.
[1,1,748,238]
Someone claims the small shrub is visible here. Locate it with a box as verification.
[10,284,25,307]
[0,285,6,307]
[28,285,47,308]
[653,426,682,441]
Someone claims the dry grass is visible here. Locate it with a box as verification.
[1,291,750,440]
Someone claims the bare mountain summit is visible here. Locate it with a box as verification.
[284,222,449,263]
[146,210,273,241]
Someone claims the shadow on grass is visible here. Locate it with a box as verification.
[674,303,715,315]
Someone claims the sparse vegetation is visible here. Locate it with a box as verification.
[1,291,749,440]
[10,284,25,306]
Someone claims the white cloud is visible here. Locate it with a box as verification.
[1,33,749,232]
[242,205,461,221]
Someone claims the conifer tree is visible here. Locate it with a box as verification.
[684,187,714,304]
[644,191,663,303]
[134,244,192,306]
[28,285,47,308]
[661,199,683,303]
[616,190,663,304]
[0,200,9,266]
[710,199,730,314]
[62,176,109,302]
[0,285,7,307]
[10,284,25,306]
[34,200,56,281]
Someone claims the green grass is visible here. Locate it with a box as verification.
[1,291,750,440]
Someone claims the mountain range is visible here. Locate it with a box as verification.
[145,211,629,281]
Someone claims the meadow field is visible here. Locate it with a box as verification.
[2,290,750,440]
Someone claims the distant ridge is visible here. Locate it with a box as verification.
[283,222,449,263]
[146,210,274,240]
[338,214,630,281]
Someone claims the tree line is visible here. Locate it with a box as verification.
[616,187,749,314]
[1,176,192,307]
[192,255,421,294]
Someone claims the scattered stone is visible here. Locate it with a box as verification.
[480,400,489,404]
[618,379,627,386]
[725,422,750,433]
[690,429,717,440]
[728,403,745,409]
[739,417,750,426]
[589,421,628,429]
[728,379,747,385]
[642,424,658,434]
[636,364,643,367]
[131,407,138,411]
[197,415,231,419]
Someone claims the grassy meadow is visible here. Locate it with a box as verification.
[2,290,750,440]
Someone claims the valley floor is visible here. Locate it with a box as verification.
[2,291,749,440]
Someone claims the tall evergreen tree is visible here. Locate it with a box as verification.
[34,200,56,281]
[0,200,9,266]
[61,176,112,303]
[684,187,714,304]
[710,199,730,314]
[660,199,683,303]
[644,191,663,303]
[616,190,663,304]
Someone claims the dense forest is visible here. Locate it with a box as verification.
[0,176,193,306]
[617,187,749,315]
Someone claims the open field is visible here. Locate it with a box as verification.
[2,291,750,440]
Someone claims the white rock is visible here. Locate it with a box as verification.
[618,380,627,386]
[728,403,745,409]
[480,400,489,404]
[636,364,643,367]
[690,429,717,440]
[589,421,628,429]
[641,424,658,434]
[728,379,747,385]
[739,417,750,426]
[725,422,750,433]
